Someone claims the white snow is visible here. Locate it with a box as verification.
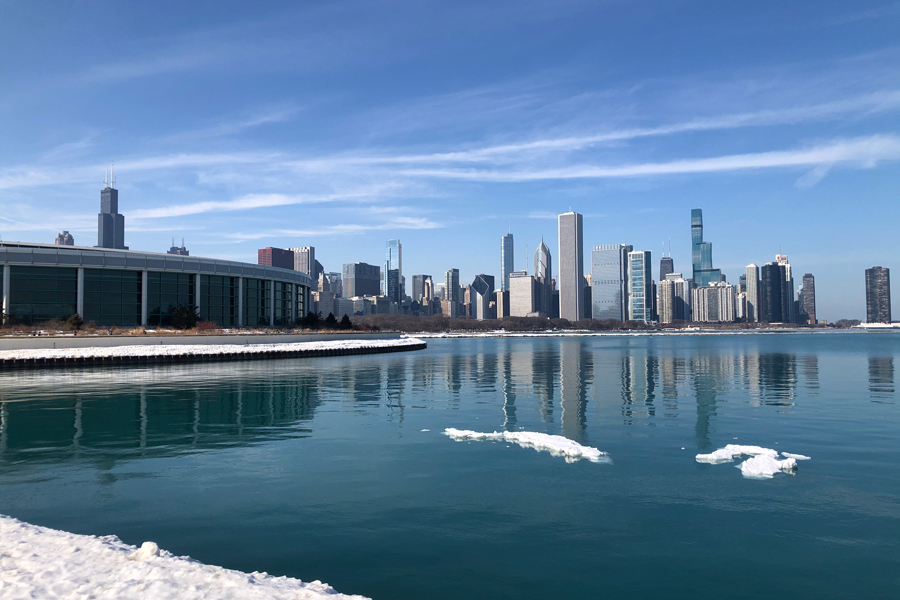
[695,445,779,464]
[696,444,810,479]
[0,337,424,361]
[0,514,370,600]
[740,454,798,479]
[781,452,811,460]
[444,428,610,463]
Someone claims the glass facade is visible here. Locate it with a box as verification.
[243,278,270,327]
[147,272,195,326]
[8,266,78,325]
[201,275,237,327]
[627,251,653,323]
[591,244,631,321]
[83,269,142,327]
[273,281,293,326]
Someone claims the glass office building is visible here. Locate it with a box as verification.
[591,244,632,321]
[691,209,721,287]
[0,242,311,328]
[627,250,653,323]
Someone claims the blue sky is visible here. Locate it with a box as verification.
[1,1,899,320]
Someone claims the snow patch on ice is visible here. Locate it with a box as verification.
[445,428,610,463]
[696,444,810,479]
[781,452,811,460]
[0,514,370,599]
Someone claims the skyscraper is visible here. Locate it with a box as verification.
[776,252,794,324]
[385,239,402,303]
[865,267,892,323]
[444,268,460,303]
[558,211,584,321]
[289,247,315,276]
[690,209,720,287]
[471,274,495,320]
[501,232,514,292]
[509,272,539,316]
[591,244,632,321]
[411,274,431,304]
[665,273,692,321]
[534,239,552,315]
[343,262,381,298]
[801,273,816,324]
[760,262,784,322]
[55,231,74,246]
[745,264,760,323]
[97,167,127,249]
[258,247,294,269]
[627,250,653,323]
[692,282,736,323]
[658,278,675,324]
[660,255,674,281]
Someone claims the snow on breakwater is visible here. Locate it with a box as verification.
[0,514,370,600]
[696,444,811,479]
[444,428,610,463]
[0,337,425,365]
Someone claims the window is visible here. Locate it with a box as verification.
[201,275,237,327]
[147,272,195,327]
[242,278,270,327]
[82,269,142,327]
[8,266,77,325]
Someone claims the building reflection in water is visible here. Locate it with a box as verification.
[868,356,895,402]
[691,354,720,453]
[757,353,797,406]
[801,355,819,394]
[559,339,590,443]
[500,341,517,430]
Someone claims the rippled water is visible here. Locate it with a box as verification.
[1,333,898,599]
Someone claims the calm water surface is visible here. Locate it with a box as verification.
[1,333,898,599]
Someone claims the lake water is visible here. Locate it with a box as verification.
[1,333,898,599]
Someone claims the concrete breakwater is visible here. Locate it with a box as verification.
[0,337,426,369]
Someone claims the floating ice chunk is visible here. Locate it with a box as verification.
[740,455,798,479]
[781,452,811,460]
[0,514,370,600]
[420,429,430,432]
[695,445,778,464]
[444,428,610,463]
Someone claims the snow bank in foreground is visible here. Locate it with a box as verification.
[696,444,810,479]
[0,337,423,361]
[444,428,610,463]
[0,515,369,600]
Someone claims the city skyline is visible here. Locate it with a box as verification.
[1,2,899,320]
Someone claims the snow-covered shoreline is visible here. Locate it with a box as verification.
[0,514,370,599]
[0,337,425,364]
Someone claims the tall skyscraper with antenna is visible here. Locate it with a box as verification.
[659,239,674,281]
[97,165,127,249]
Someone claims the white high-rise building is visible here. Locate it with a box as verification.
[509,272,540,317]
[745,264,760,323]
[557,211,584,321]
[692,282,736,323]
[627,250,653,323]
[290,246,315,276]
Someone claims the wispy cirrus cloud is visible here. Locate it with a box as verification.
[394,134,900,182]
[228,216,443,241]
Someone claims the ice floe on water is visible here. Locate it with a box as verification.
[0,514,369,600]
[696,444,810,479]
[444,428,610,463]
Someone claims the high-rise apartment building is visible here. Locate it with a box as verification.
[658,278,676,324]
[97,167,127,249]
[501,233,514,292]
[258,247,294,269]
[411,274,432,304]
[471,274,495,320]
[534,239,552,314]
[865,267,892,323]
[690,209,720,287]
[666,273,693,321]
[343,262,381,298]
[385,239,402,303]
[801,273,816,324]
[289,247,315,276]
[745,264,760,323]
[627,250,653,323]
[692,282,735,323]
[55,231,74,246]
[558,211,584,321]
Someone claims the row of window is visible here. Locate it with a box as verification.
[2,266,307,327]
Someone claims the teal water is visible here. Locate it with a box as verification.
[1,333,898,599]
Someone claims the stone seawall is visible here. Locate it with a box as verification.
[0,338,426,369]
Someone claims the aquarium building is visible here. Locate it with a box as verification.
[0,242,312,327]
